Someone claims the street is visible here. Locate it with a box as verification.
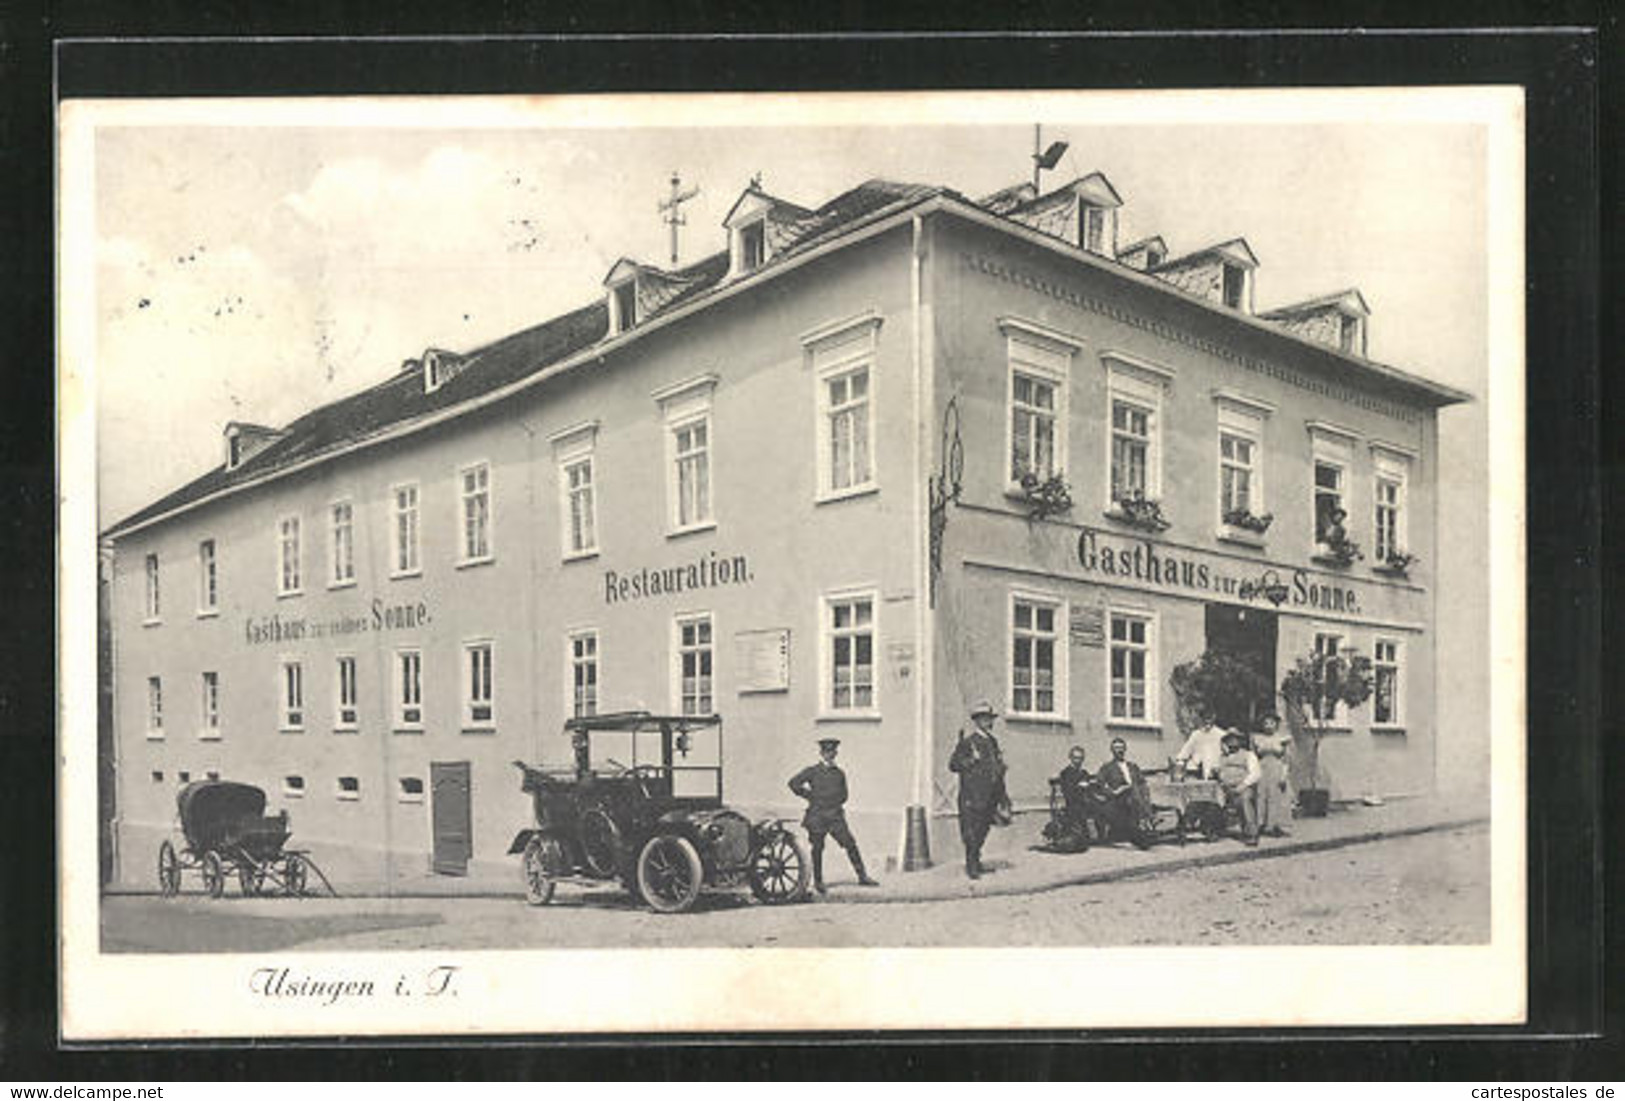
[102,823,1489,952]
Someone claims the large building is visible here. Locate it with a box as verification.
[103,169,1469,890]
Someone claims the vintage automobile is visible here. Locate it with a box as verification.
[508,711,812,913]
[158,779,320,898]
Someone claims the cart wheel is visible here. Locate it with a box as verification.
[747,828,811,904]
[200,851,224,899]
[157,840,180,897]
[522,836,563,907]
[283,853,308,897]
[239,863,266,896]
[579,807,622,878]
[636,834,703,914]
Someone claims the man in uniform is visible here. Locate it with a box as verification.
[949,699,1008,879]
[787,737,879,894]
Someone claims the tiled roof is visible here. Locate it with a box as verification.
[105,178,942,538]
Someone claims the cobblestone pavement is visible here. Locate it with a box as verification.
[102,823,1489,952]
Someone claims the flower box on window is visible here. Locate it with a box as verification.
[1221,507,1274,534]
[1017,470,1073,521]
[1313,531,1364,568]
[1374,549,1418,577]
[1107,490,1171,532]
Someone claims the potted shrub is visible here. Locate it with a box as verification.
[1278,645,1375,816]
[1375,549,1418,577]
[1111,489,1171,532]
[1222,506,1274,535]
[1017,470,1073,522]
[1170,649,1275,736]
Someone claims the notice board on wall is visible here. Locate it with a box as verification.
[735,629,791,693]
[1070,604,1106,647]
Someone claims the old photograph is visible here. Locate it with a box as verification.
[58,88,1525,1036]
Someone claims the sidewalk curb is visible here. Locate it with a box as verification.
[814,813,1491,906]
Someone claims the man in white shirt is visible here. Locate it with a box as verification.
[1216,729,1262,846]
[1174,714,1227,779]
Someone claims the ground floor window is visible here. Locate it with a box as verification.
[675,614,714,715]
[824,592,875,712]
[397,649,423,728]
[1010,594,1062,717]
[1108,610,1154,722]
[280,660,304,730]
[200,671,220,738]
[570,630,599,718]
[146,676,163,737]
[465,640,494,726]
[1373,637,1402,726]
[1312,631,1346,722]
[336,655,358,728]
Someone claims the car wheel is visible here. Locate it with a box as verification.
[200,851,224,899]
[522,836,562,907]
[158,840,181,897]
[636,834,703,914]
[579,807,623,879]
[747,828,811,904]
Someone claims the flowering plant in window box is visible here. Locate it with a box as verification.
[1314,530,1364,568]
[1374,549,1418,577]
[1017,470,1073,522]
[1222,507,1274,534]
[1109,490,1171,532]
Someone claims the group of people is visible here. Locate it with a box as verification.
[785,699,1295,893]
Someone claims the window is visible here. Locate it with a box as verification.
[280,660,304,730]
[1011,595,1062,717]
[1082,205,1106,254]
[1104,356,1169,508]
[144,553,160,621]
[151,770,164,784]
[569,631,599,718]
[564,457,597,555]
[1214,394,1272,530]
[205,770,220,781]
[146,676,163,738]
[283,775,305,798]
[823,366,872,493]
[392,483,420,576]
[1222,263,1247,310]
[277,515,302,595]
[465,640,494,726]
[655,375,718,533]
[1108,610,1155,722]
[1340,314,1363,355]
[335,655,358,729]
[330,501,355,585]
[1372,449,1410,563]
[1111,399,1152,503]
[336,776,361,801]
[824,593,875,713]
[398,777,425,804]
[739,221,765,272]
[675,614,714,715]
[396,650,423,728]
[1314,461,1346,544]
[1312,632,1346,722]
[672,419,711,529]
[197,540,217,613]
[1219,432,1256,516]
[459,462,492,563]
[1373,637,1402,726]
[200,671,220,738]
[1002,321,1076,490]
[612,280,637,333]
[177,770,191,784]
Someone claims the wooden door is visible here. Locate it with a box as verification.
[430,761,472,876]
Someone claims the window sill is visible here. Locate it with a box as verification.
[461,726,496,736]
[328,578,358,591]
[393,727,425,736]
[814,711,882,724]
[397,796,425,806]
[279,727,305,735]
[1215,528,1267,549]
[1005,712,1071,727]
[816,484,879,507]
[390,568,423,581]
[142,617,162,628]
[277,589,304,600]
[333,726,359,735]
[336,793,360,803]
[145,730,164,742]
[666,520,717,540]
[198,730,221,742]
[283,791,305,800]
[456,555,495,571]
[1370,725,1408,736]
[1101,508,1171,533]
[196,608,219,619]
[1310,552,1358,570]
[562,548,600,564]
[1104,720,1163,733]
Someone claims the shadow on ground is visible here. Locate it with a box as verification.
[101,898,446,954]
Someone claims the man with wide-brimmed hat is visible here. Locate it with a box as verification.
[788,736,879,894]
[1216,728,1262,846]
[948,698,1008,879]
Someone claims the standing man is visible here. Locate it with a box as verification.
[1175,709,1227,779]
[949,699,1007,879]
[1216,729,1262,846]
[1094,737,1154,849]
[787,737,879,894]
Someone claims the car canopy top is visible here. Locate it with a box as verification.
[563,710,721,734]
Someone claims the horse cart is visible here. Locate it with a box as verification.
[157,780,329,898]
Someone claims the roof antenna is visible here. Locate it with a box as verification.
[1032,124,1069,195]
[658,171,701,267]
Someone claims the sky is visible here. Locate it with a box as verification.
[88,95,1491,532]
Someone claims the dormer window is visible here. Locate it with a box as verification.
[612,280,637,333]
[739,221,766,272]
[1145,242,1166,268]
[1079,203,1115,256]
[1339,313,1365,355]
[223,421,283,471]
[1222,263,1249,310]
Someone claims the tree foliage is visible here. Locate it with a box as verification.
[1278,646,1375,789]
[1168,649,1274,735]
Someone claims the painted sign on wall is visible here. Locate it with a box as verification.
[245,597,431,645]
[604,550,753,604]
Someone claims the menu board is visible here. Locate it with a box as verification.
[1070,604,1105,647]
[734,628,791,693]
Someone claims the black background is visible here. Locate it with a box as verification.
[0,5,1613,1082]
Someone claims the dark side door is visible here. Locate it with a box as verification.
[430,761,472,876]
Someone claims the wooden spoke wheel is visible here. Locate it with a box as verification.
[747,829,811,904]
[157,840,181,897]
[522,836,565,907]
[283,853,308,896]
[200,851,225,899]
[239,862,266,896]
[578,807,623,879]
[636,834,704,914]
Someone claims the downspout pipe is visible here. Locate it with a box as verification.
[904,213,935,869]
